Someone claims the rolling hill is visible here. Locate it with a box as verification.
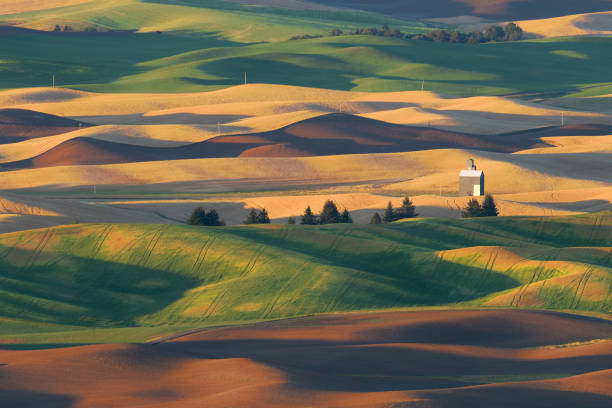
[0,22,611,95]
[0,212,610,346]
[0,109,89,144]
[308,0,612,20]
[0,113,553,169]
[1,310,611,408]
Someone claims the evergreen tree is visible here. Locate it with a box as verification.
[257,208,271,224]
[461,199,483,218]
[301,206,317,225]
[370,212,382,224]
[54,25,61,32]
[383,201,395,223]
[397,196,418,219]
[244,208,258,224]
[339,209,353,223]
[187,207,207,225]
[482,194,499,217]
[287,216,296,224]
[205,209,225,226]
[319,200,340,224]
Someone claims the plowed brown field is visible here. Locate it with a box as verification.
[1,310,611,407]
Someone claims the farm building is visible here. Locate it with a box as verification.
[459,158,484,196]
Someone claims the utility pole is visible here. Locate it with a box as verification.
[561,111,564,127]
[421,79,424,91]
[244,72,247,85]
[52,74,55,88]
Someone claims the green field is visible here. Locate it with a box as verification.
[0,0,610,95]
[1,212,610,347]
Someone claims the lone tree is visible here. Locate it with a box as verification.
[188,207,225,226]
[383,201,395,223]
[482,194,499,217]
[301,205,317,225]
[461,199,483,218]
[396,196,418,219]
[319,200,340,224]
[339,209,353,223]
[370,212,382,224]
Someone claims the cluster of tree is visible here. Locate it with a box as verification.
[412,23,523,44]
[289,34,324,40]
[187,207,225,226]
[370,196,418,224]
[461,194,499,218]
[54,25,73,32]
[300,200,353,225]
[292,23,522,44]
[244,208,270,224]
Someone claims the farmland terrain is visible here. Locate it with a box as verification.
[0,1,611,407]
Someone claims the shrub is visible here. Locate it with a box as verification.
[287,216,296,225]
[370,212,382,224]
[329,28,343,36]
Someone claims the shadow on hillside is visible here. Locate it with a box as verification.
[0,245,201,327]
[194,56,363,89]
[0,390,76,408]
[72,113,249,126]
[0,28,239,90]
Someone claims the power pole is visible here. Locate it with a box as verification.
[52,74,55,88]
[421,79,424,91]
[561,111,564,127]
[244,72,247,85]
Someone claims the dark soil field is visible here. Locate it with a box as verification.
[1,310,610,408]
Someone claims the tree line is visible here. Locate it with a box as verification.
[186,194,499,226]
[290,23,523,44]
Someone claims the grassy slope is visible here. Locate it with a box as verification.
[0,30,610,95]
[0,0,425,41]
[0,1,610,95]
[0,212,610,345]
